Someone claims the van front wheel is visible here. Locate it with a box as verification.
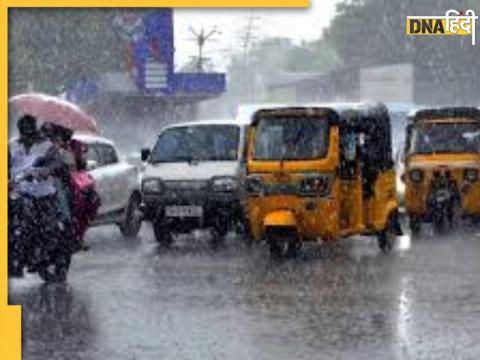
[153,223,174,248]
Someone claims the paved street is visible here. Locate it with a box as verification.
[9,222,480,360]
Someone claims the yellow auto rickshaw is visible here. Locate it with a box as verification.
[245,103,401,258]
[403,107,480,233]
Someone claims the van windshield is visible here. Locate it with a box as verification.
[150,125,240,163]
[253,117,329,160]
[409,122,480,154]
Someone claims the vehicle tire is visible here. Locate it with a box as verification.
[210,226,228,250]
[236,218,254,247]
[471,215,480,226]
[38,253,71,283]
[119,194,143,238]
[8,256,23,278]
[266,228,299,260]
[8,238,24,278]
[153,222,174,248]
[378,217,397,254]
[409,217,421,235]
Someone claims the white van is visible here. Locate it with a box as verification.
[140,119,250,247]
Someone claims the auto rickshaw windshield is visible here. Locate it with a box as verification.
[253,117,329,161]
[408,121,480,154]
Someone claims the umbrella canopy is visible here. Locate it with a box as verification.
[9,93,98,133]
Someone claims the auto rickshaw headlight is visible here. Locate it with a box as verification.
[211,176,238,192]
[464,169,478,183]
[300,174,333,197]
[142,178,164,194]
[409,169,424,183]
[246,176,264,195]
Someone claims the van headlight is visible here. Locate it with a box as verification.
[464,169,478,183]
[409,169,424,183]
[211,176,238,192]
[246,175,264,194]
[142,178,164,194]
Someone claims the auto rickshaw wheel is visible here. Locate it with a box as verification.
[378,218,396,254]
[433,218,445,234]
[236,218,254,247]
[409,217,421,235]
[266,228,299,260]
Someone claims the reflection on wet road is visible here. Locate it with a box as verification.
[9,223,480,359]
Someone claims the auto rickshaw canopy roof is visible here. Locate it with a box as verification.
[252,102,390,132]
[412,107,480,122]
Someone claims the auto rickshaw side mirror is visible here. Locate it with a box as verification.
[141,148,151,162]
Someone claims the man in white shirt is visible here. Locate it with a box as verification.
[9,115,57,198]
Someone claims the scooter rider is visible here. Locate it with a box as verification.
[9,115,58,197]
[8,115,64,276]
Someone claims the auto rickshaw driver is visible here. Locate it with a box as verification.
[245,103,401,259]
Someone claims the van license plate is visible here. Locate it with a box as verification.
[165,205,203,217]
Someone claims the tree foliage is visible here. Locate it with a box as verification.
[325,0,480,103]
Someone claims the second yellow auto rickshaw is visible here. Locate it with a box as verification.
[245,103,401,258]
[403,107,480,233]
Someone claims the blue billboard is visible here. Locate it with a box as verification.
[113,9,226,96]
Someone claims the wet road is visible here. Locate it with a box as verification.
[9,222,480,360]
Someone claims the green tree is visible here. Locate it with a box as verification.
[324,0,480,104]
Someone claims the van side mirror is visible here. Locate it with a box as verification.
[141,148,151,162]
[86,159,98,171]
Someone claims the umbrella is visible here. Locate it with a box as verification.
[9,93,98,133]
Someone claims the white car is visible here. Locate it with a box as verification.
[75,134,143,237]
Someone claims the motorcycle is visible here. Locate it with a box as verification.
[8,169,73,282]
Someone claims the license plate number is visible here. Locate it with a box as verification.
[165,205,203,217]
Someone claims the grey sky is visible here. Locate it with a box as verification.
[173,0,341,70]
